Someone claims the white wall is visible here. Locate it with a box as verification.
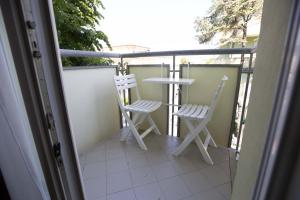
[63,67,120,155]
[231,0,293,199]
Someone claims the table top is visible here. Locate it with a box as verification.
[143,77,195,85]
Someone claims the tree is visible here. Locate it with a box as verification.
[194,0,262,62]
[53,0,112,66]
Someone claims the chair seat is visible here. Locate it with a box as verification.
[172,76,228,165]
[174,104,210,119]
[125,100,161,113]
[114,74,162,150]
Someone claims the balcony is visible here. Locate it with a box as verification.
[61,48,254,200]
[0,0,297,199]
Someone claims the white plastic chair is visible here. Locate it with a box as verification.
[114,74,162,150]
[173,75,228,165]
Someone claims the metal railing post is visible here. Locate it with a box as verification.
[171,55,176,136]
[236,53,254,152]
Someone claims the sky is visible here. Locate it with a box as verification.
[100,0,212,51]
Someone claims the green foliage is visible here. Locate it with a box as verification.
[53,0,112,66]
[195,0,263,47]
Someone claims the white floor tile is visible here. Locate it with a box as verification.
[84,176,106,199]
[158,137,181,149]
[194,188,225,200]
[180,170,214,194]
[83,162,106,179]
[208,147,229,164]
[106,140,123,150]
[93,142,107,152]
[181,195,197,200]
[106,157,128,174]
[215,183,231,200]
[146,141,163,149]
[127,154,149,169]
[159,176,190,200]
[152,161,178,180]
[107,148,126,160]
[90,196,106,200]
[80,134,232,200]
[86,149,106,163]
[201,166,230,187]
[217,162,230,176]
[130,166,157,187]
[125,147,146,158]
[107,189,136,200]
[134,182,165,200]
[146,150,170,165]
[171,157,196,175]
[183,153,211,170]
[107,170,132,194]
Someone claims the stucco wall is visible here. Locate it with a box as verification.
[231,0,293,199]
[63,67,120,154]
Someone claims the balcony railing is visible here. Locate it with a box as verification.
[61,48,255,154]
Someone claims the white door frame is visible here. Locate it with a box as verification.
[0,0,84,199]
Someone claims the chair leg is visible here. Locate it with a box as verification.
[147,115,161,135]
[204,127,217,147]
[122,113,143,142]
[120,127,131,141]
[173,119,206,156]
[194,135,214,165]
[173,132,196,156]
[123,111,148,150]
[173,119,214,165]
[128,122,148,150]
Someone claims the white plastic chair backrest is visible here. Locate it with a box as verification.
[207,75,228,120]
[113,74,140,108]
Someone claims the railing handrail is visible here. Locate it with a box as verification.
[60,49,121,58]
[60,46,256,150]
[60,47,256,58]
[121,48,255,58]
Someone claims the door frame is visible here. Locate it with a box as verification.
[253,0,300,199]
[0,0,84,199]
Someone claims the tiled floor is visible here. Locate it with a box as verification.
[79,131,232,200]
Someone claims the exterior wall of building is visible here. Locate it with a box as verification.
[231,0,294,199]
